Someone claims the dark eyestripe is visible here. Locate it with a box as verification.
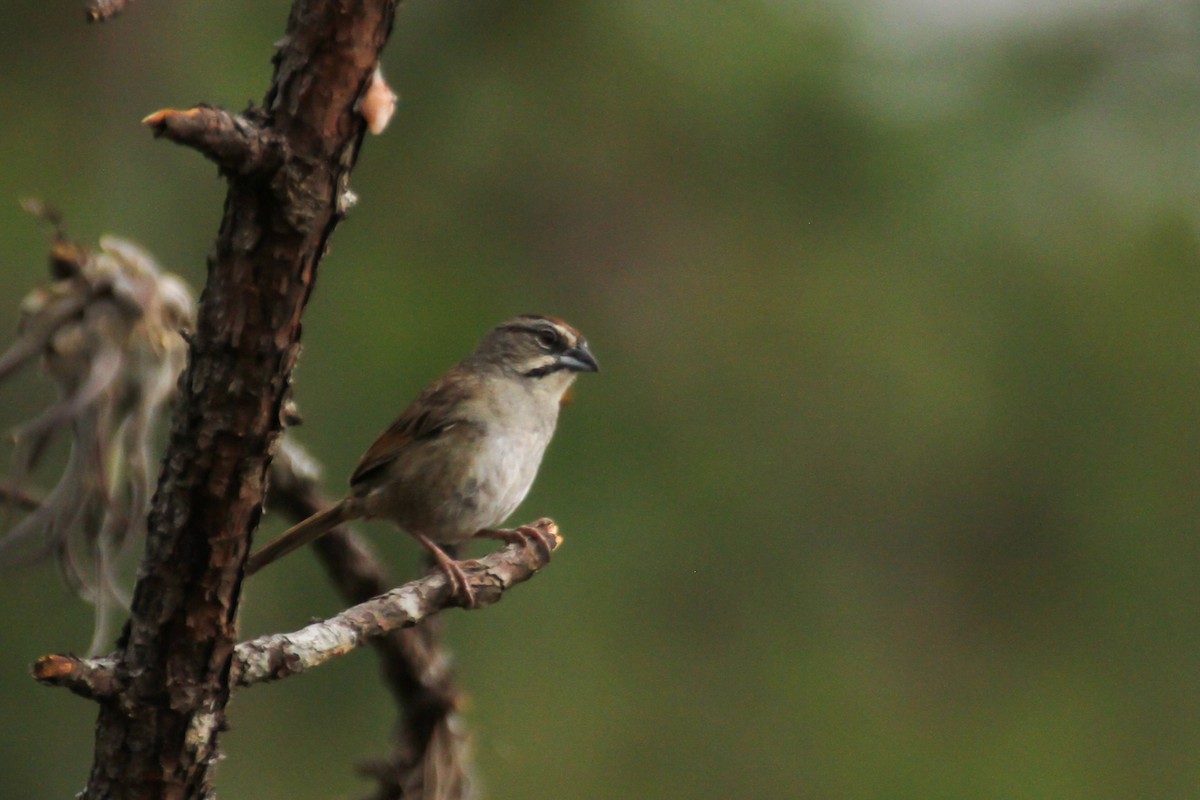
[523,362,567,378]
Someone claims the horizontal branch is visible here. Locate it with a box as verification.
[34,520,561,698]
[142,106,285,176]
[235,520,560,686]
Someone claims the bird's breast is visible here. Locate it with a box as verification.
[365,410,556,544]
[454,421,551,532]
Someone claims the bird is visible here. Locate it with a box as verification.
[246,315,598,605]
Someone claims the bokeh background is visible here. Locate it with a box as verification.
[1,1,1197,797]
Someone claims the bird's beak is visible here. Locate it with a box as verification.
[557,343,599,373]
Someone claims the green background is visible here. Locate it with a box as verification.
[1,1,1197,798]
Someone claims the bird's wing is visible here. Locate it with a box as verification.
[349,369,477,489]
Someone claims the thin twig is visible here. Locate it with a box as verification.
[142,106,285,176]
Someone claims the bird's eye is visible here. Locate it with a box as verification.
[535,329,558,350]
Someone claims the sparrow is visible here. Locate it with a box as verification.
[247,315,598,605]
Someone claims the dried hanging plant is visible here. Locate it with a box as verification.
[0,204,194,654]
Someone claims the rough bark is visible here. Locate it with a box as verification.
[79,2,400,798]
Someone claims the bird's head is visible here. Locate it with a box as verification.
[475,315,599,396]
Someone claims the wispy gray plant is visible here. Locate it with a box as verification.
[0,208,194,654]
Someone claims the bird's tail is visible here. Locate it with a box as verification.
[246,500,356,576]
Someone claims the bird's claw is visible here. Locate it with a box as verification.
[475,524,555,562]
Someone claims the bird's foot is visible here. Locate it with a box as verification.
[413,532,476,607]
[475,523,555,562]
[434,557,476,608]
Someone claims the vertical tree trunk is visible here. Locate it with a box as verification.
[81,3,400,797]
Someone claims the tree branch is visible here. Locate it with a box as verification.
[142,106,286,177]
[236,524,560,687]
[79,2,401,798]
[33,523,560,696]
[32,654,121,701]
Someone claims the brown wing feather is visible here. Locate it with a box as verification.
[349,368,476,489]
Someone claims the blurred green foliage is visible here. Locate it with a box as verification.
[0,1,1197,798]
